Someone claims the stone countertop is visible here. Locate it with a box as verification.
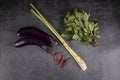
[0,0,120,80]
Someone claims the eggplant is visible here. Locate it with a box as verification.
[14,36,53,53]
[17,27,58,45]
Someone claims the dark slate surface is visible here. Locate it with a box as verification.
[0,0,120,80]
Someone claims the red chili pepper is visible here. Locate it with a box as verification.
[58,54,64,65]
[60,60,67,69]
[54,52,58,61]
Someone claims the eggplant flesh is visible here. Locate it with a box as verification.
[14,36,53,53]
[17,27,58,45]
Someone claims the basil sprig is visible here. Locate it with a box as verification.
[61,8,100,47]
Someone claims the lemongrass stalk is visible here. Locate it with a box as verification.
[30,3,87,71]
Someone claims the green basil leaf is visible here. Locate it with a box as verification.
[84,41,90,45]
[62,8,100,46]
[75,10,84,20]
[89,23,94,31]
[72,34,79,40]
[84,12,90,21]
[83,28,88,33]
[95,34,101,39]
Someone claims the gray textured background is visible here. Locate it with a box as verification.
[0,0,120,80]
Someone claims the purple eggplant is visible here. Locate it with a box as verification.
[14,36,53,53]
[17,27,58,45]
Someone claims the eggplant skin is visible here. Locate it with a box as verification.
[17,27,58,45]
[14,36,53,53]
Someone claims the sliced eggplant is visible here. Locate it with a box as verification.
[17,27,58,45]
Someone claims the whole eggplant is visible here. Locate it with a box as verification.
[14,36,53,53]
[17,27,58,45]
